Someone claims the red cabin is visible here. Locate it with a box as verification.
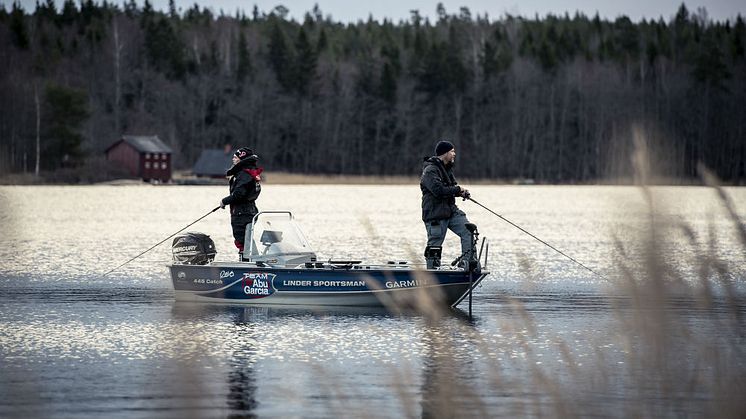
[105,135,173,182]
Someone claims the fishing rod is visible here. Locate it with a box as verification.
[102,206,221,276]
[466,196,605,279]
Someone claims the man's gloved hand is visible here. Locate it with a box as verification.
[461,188,471,200]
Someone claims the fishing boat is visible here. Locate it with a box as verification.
[168,211,489,308]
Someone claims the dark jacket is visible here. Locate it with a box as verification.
[222,155,262,217]
[420,156,461,222]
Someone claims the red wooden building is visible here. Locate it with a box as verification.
[105,135,173,182]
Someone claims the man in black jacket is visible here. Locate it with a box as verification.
[220,147,263,257]
[420,140,472,269]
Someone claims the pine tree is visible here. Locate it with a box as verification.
[42,84,89,169]
[123,0,137,18]
[168,0,178,20]
[293,27,317,96]
[317,27,328,52]
[481,28,512,79]
[693,32,730,89]
[35,0,57,22]
[731,16,745,60]
[379,61,397,105]
[9,2,29,49]
[236,31,252,82]
[144,16,186,79]
[445,24,467,93]
[268,18,293,91]
[59,0,77,26]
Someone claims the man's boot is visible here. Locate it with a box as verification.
[426,257,441,269]
[424,246,442,270]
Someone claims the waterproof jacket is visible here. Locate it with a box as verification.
[222,155,262,217]
[420,156,461,222]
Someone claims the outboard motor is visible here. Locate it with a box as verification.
[172,232,216,265]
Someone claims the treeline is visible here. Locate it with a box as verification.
[0,1,744,182]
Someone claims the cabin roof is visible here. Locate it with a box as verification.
[192,149,232,176]
[106,135,173,154]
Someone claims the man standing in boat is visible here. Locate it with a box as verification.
[220,147,263,259]
[420,140,473,269]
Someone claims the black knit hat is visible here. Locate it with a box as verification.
[435,141,454,156]
[234,147,254,160]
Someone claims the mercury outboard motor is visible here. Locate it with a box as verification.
[172,232,216,265]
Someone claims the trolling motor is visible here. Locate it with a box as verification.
[451,223,481,273]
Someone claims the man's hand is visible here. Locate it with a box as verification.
[219,201,226,209]
[460,187,471,200]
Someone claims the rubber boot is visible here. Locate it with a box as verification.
[424,245,442,270]
[426,257,441,270]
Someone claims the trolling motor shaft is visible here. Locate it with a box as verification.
[450,223,481,272]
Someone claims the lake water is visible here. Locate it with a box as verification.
[1,184,744,418]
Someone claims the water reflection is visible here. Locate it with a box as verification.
[226,308,260,417]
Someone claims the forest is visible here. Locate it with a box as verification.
[0,1,744,183]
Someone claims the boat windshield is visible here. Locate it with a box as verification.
[246,212,314,259]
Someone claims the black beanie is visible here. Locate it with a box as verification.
[435,141,454,156]
[234,147,254,160]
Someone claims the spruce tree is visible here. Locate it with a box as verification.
[42,84,89,169]
[237,31,252,82]
[9,2,29,49]
[379,61,397,105]
[293,27,317,96]
[268,18,293,91]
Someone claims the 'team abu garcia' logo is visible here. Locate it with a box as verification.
[241,272,276,298]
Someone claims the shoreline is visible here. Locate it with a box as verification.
[0,171,736,186]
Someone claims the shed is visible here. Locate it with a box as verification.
[192,149,233,178]
[105,135,173,182]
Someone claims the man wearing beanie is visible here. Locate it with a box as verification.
[219,147,263,259]
[420,140,473,269]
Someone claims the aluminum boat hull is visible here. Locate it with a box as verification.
[169,262,487,307]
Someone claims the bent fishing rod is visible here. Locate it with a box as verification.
[102,206,221,276]
[466,196,605,280]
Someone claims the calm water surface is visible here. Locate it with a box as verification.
[0,184,744,418]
